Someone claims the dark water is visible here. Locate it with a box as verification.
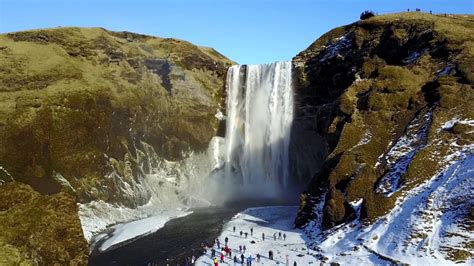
[89,200,290,266]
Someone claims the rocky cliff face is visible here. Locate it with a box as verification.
[2,13,472,264]
[292,13,473,263]
[0,27,233,262]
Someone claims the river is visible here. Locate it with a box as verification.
[89,200,292,265]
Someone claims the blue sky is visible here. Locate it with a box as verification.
[1,0,473,64]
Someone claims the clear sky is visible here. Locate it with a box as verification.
[1,0,473,64]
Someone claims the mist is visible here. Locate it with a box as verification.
[182,61,300,206]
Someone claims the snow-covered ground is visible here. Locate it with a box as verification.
[195,206,389,265]
[92,208,192,251]
[196,206,321,265]
[376,108,433,196]
[304,150,474,265]
[196,152,473,265]
[301,114,474,265]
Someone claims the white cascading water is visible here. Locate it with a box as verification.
[224,61,294,197]
[81,62,294,245]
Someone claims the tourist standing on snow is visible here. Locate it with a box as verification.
[220,252,225,263]
[247,255,253,266]
[213,257,219,266]
[225,237,229,245]
[216,239,220,249]
[245,232,248,238]
[211,248,216,258]
[243,245,246,253]
[283,233,286,240]
[239,245,242,253]
[240,230,243,237]
[233,226,236,232]
[262,233,265,241]
[293,261,297,266]
[256,254,261,262]
[279,232,282,239]
[240,253,245,264]
[224,246,230,256]
[269,250,273,260]
[250,227,253,236]
[233,255,238,264]
[285,254,289,265]
[273,233,277,241]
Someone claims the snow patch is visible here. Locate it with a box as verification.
[440,118,474,131]
[437,64,455,77]
[320,34,351,62]
[96,209,192,251]
[0,166,13,183]
[302,146,473,265]
[53,171,75,192]
[376,109,433,196]
[355,130,372,148]
[403,49,427,64]
[215,110,225,121]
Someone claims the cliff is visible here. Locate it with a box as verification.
[292,13,473,263]
[1,12,473,264]
[0,27,233,263]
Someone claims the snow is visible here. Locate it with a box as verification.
[365,153,473,265]
[86,131,472,264]
[195,206,320,265]
[96,208,192,251]
[376,109,432,195]
[215,110,225,121]
[403,49,428,64]
[440,118,474,131]
[319,34,351,62]
[53,171,75,192]
[194,144,473,266]
[352,130,372,150]
[302,148,474,265]
[0,165,13,184]
[79,138,220,243]
[437,64,455,77]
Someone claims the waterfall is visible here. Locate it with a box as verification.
[80,62,294,241]
[224,61,294,197]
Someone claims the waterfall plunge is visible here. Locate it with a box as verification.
[80,62,295,241]
[223,61,294,198]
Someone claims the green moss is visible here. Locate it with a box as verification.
[295,12,474,230]
[443,248,472,262]
[363,193,396,222]
[0,26,233,199]
[0,182,87,264]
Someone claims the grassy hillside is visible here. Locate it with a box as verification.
[0,27,233,263]
[293,13,473,262]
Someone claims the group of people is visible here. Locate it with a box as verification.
[234,226,287,242]
[203,226,295,266]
